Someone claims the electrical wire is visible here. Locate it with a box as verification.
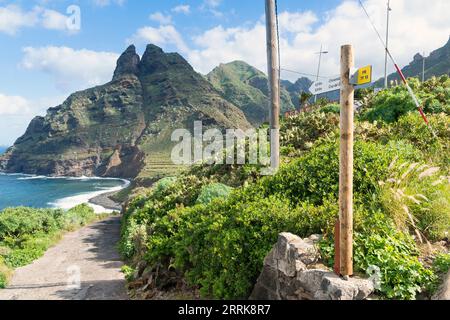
[358,0,436,136]
[281,68,335,79]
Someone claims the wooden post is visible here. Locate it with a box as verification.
[265,0,280,171]
[339,44,354,277]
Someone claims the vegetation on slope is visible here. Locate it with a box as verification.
[207,61,295,125]
[0,205,108,288]
[119,76,449,300]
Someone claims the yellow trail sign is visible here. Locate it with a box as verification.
[351,65,372,86]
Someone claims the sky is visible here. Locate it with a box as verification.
[0,0,449,146]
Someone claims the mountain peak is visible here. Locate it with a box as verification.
[112,44,140,80]
[139,44,193,77]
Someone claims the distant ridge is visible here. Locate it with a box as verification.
[376,37,450,86]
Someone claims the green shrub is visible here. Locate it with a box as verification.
[280,111,339,152]
[265,139,421,206]
[433,253,450,274]
[153,177,177,193]
[320,210,435,300]
[120,175,210,259]
[196,183,233,205]
[0,204,100,286]
[320,104,340,114]
[59,204,97,230]
[147,195,338,299]
[121,265,136,281]
[392,113,449,169]
[0,207,61,239]
[360,76,450,123]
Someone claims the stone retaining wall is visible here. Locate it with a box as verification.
[250,232,374,300]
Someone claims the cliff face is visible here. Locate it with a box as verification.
[0,45,251,179]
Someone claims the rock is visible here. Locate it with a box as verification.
[432,271,450,300]
[297,269,329,294]
[317,273,374,300]
[250,232,375,300]
[113,45,140,80]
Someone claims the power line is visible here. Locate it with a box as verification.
[280,68,334,79]
[357,0,436,137]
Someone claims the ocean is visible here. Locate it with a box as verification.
[0,173,129,213]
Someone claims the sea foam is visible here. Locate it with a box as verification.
[46,178,130,213]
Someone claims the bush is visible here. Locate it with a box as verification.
[0,207,61,239]
[196,183,233,205]
[360,76,450,123]
[120,137,433,299]
[153,177,177,193]
[320,104,341,114]
[433,253,450,274]
[144,194,338,299]
[0,204,101,286]
[280,111,339,152]
[120,175,210,259]
[320,210,435,300]
[265,139,421,206]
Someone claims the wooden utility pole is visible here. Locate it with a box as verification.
[339,44,354,277]
[265,0,280,171]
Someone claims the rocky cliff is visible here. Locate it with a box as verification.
[0,45,251,179]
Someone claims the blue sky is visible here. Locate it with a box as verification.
[0,0,449,146]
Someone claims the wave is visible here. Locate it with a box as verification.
[16,174,130,184]
[47,181,129,214]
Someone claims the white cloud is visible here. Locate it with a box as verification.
[0,94,31,115]
[149,12,172,25]
[0,5,39,35]
[0,5,79,34]
[172,5,190,15]
[0,94,65,145]
[188,24,267,74]
[127,25,189,54]
[183,0,450,82]
[92,0,125,7]
[201,0,223,18]
[277,11,318,34]
[40,8,70,31]
[203,0,221,8]
[20,46,119,91]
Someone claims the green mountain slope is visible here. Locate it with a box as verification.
[207,61,295,125]
[0,45,251,180]
[376,36,450,86]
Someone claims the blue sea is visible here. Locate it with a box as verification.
[0,173,129,213]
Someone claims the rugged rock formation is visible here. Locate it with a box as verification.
[0,45,251,179]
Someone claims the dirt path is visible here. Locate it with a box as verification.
[0,216,128,300]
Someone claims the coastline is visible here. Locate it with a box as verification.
[0,172,130,214]
[49,177,130,213]
[88,191,123,212]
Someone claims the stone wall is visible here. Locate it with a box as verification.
[250,232,374,300]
